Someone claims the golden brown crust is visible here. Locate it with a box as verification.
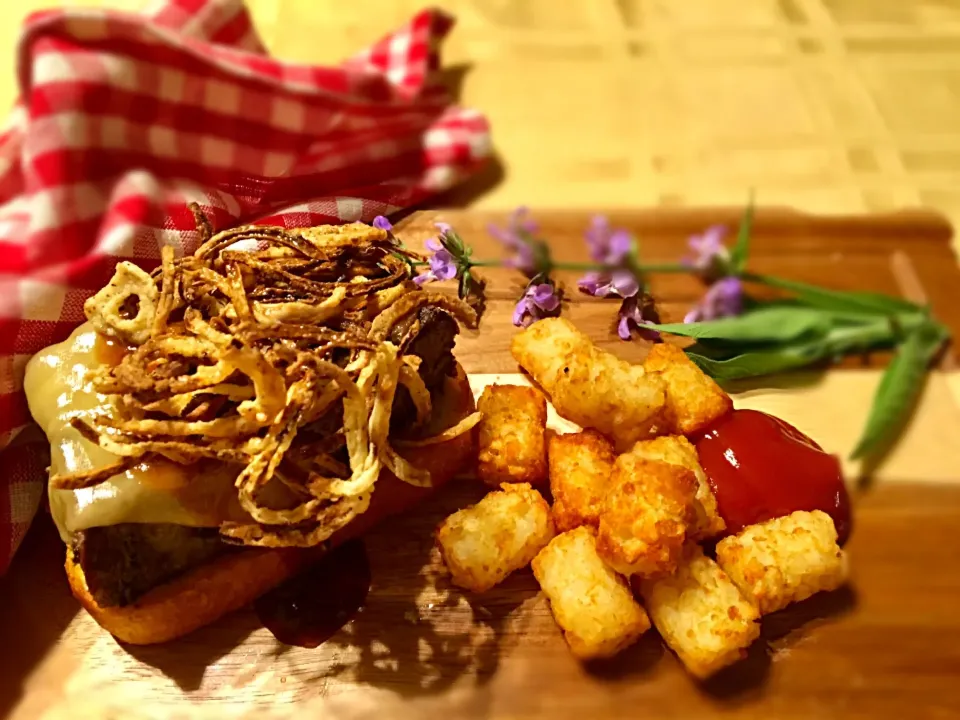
[532,526,650,660]
[511,318,667,451]
[641,343,732,436]
[436,482,554,593]
[65,543,317,645]
[548,430,615,533]
[596,455,699,578]
[637,543,760,678]
[714,510,847,615]
[476,384,548,488]
[628,435,726,540]
[66,364,477,645]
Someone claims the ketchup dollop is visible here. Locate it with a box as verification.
[693,409,852,545]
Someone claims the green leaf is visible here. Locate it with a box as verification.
[656,306,831,344]
[821,315,906,356]
[686,341,827,380]
[685,342,739,361]
[729,192,755,273]
[458,268,473,299]
[743,272,922,316]
[686,311,917,382]
[849,320,949,460]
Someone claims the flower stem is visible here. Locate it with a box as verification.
[551,261,690,273]
[412,258,692,273]
[410,259,504,269]
[550,261,598,271]
[635,262,690,274]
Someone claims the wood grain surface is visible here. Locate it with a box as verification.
[3,208,960,719]
[9,0,960,249]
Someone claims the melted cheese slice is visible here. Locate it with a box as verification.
[24,323,246,541]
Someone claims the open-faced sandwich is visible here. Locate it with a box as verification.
[24,210,479,645]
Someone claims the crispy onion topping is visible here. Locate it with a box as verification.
[83,261,159,345]
[52,206,476,547]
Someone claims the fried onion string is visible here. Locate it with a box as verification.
[53,211,475,548]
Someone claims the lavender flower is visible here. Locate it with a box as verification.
[372,215,393,232]
[617,294,661,342]
[513,283,561,328]
[585,215,632,265]
[578,215,642,307]
[578,268,640,299]
[684,276,744,323]
[487,207,539,274]
[414,236,458,286]
[683,225,730,282]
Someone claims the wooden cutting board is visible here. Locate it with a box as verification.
[3,208,960,720]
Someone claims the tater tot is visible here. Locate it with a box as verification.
[548,430,615,532]
[511,318,667,451]
[436,483,554,593]
[510,316,583,385]
[532,526,650,659]
[715,510,848,615]
[637,543,760,679]
[642,343,732,435]
[629,435,725,540]
[596,454,698,578]
[476,385,548,488]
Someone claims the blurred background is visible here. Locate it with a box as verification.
[4,0,960,249]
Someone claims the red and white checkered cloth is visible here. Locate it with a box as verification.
[0,0,491,573]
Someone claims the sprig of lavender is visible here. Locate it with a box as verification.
[575,215,663,339]
[405,211,692,332]
[375,217,490,312]
[375,204,950,464]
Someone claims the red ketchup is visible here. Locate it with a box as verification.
[693,409,852,546]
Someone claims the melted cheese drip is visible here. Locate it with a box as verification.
[24,322,246,541]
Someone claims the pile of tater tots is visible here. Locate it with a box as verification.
[436,317,848,679]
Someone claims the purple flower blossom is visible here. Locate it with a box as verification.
[487,207,538,274]
[683,225,730,281]
[684,276,744,323]
[372,215,393,232]
[617,295,661,342]
[513,283,561,328]
[585,215,632,265]
[578,269,640,299]
[413,237,458,286]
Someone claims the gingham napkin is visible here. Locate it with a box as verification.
[0,0,491,573]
